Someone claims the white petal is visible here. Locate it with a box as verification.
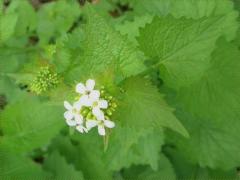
[64,101,72,110]
[86,120,98,130]
[76,83,86,94]
[98,100,108,109]
[75,115,83,124]
[82,127,88,133]
[79,95,92,106]
[73,101,82,111]
[76,125,88,133]
[86,79,95,91]
[98,125,106,136]
[89,90,100,102]
[76,125,84,133]
[64,111,74,120]
[92,108,104,120]
[66,119,76,126]
[104,120,115,128]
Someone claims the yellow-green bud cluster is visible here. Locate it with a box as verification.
[100,86,117,119]
[80,106,95,120]
[30,67,59,95]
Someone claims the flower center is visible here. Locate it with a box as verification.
[72,108,78,114]
[98,120,104,126]
[92,101,98,107]
[85,90,91,95]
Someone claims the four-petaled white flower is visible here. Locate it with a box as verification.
[64,101,88,133]
[76,79,100,107]
[64,79,116,136]
[91,94,108,120]
[86,118,115,136]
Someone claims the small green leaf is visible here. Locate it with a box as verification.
[0,148,49,179]
[6,0,36,36]
[122,153,176,180]
[43,151,84,179]
[0,13,18,43]
[165,147,239,179]
[115,15,153,45]
[37,0,80,45]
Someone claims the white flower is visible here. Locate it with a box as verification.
[91,97,108,120]
[86,119,115,136]
[76,79,100,107]
[64,101,88,133]
[64,101,82,125]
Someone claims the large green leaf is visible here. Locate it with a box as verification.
[137,14,238,89]
[65,5,146,83]
[116,76,188,137]
[165,38,240,170]
[0,98,64,153]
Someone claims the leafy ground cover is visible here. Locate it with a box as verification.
[0,0,240,179]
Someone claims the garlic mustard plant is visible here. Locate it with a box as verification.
[64,79,116,136]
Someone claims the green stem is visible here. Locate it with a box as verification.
[103,133,109,152]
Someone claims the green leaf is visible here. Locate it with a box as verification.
[121,153,176,180]
[0,76,28,105]
[117,0,238,47]
[50,127,164,179]
[65,5,146,83]
[164,147,239,179]
[104,127,164,171]
[0,98,64,153]
[51,30,83,74]
[6,0,36,36]
[0,13,18,43]
[116,76,188,137]
[137,14,238,89]
[165,38,240,170]
[115,15,153,45]
[233,28,240,49]
[233,0,240,13]
[43,151,84,179]
[49,135,112,180]
[37,0,80,45]
[175,38,240,121]
[0,47,31,73]
[126,0,237,20]
[0,149,49,179]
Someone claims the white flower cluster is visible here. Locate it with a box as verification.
[64,79,115,136]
